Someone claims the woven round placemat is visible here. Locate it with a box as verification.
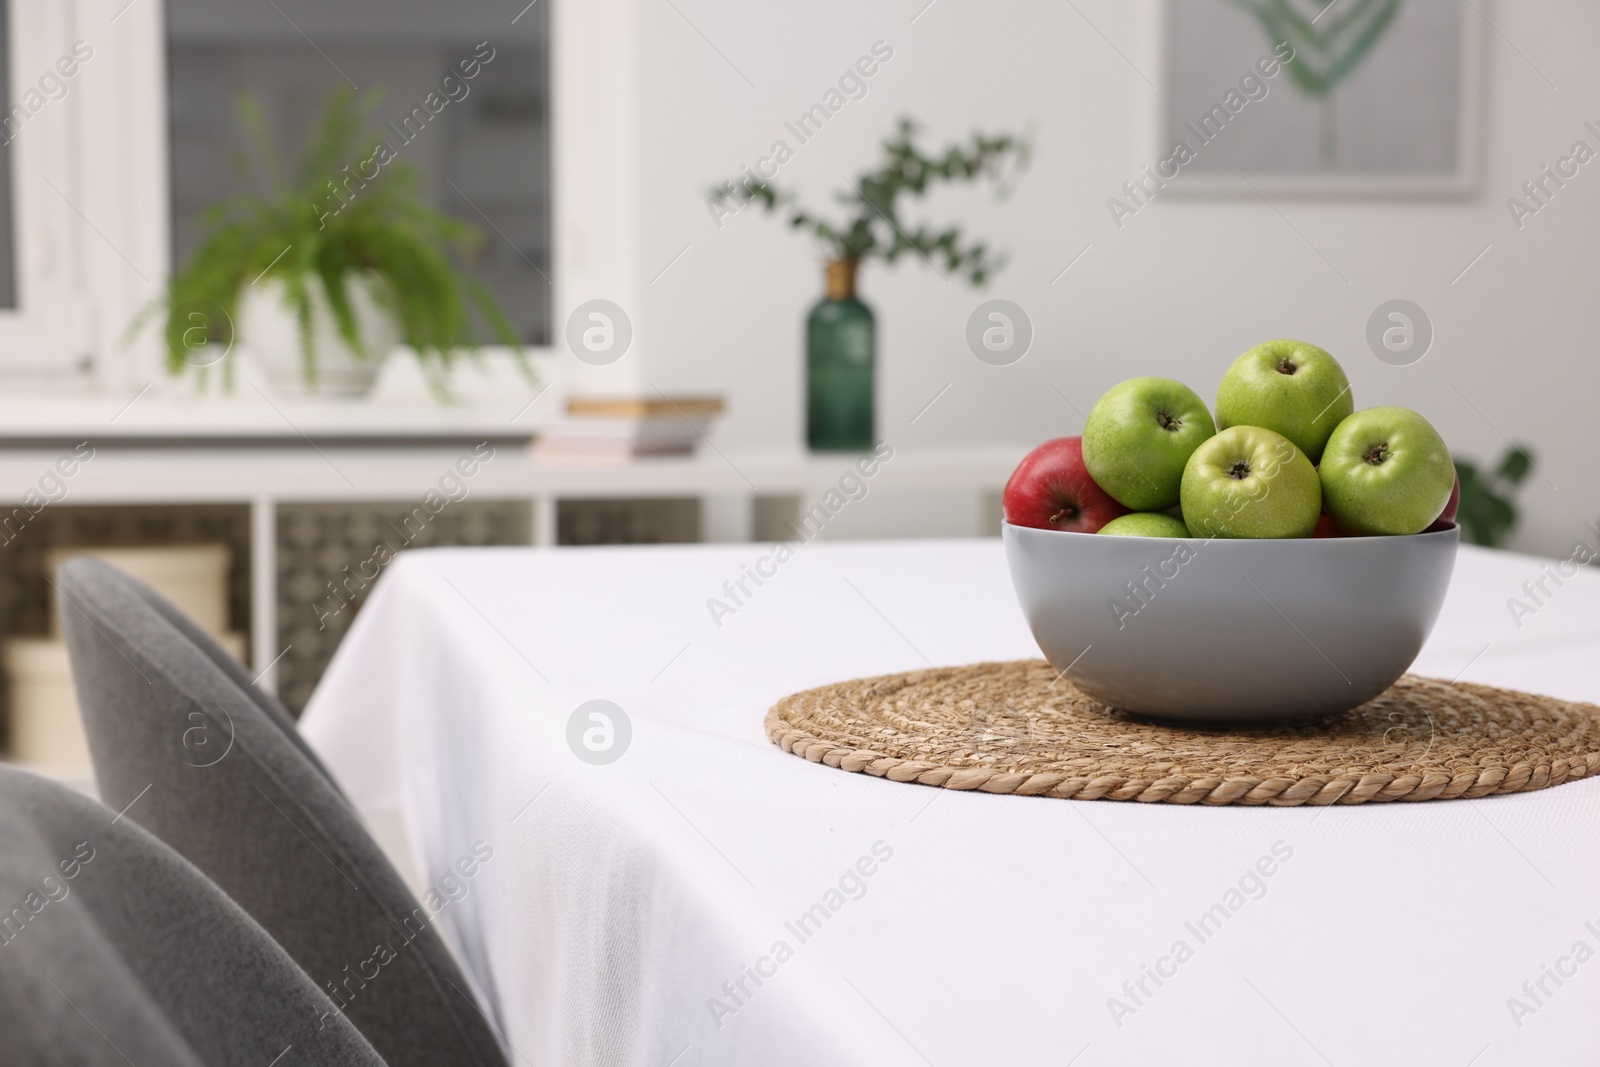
[765,660,1600,805]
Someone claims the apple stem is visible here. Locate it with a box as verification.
[1276,359,1298,375]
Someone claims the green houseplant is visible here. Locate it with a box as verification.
[147,87,523,395]
[709,117,1030,450]
[1455,444,1536,548]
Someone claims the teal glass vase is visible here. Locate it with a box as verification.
[806,259,875,451]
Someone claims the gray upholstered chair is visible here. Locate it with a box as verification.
[58,558,508,1067]
[0,764,385,1066]
[104,561,343,790]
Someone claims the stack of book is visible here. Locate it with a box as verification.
[531,396,725,462]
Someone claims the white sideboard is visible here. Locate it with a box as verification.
[0,437,1025,694]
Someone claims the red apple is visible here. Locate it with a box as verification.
[1312,513,1344,538]
[1435,472,1461,525]
[1423,473,1461,533]
[1311,465,1345,537]
[1004,436,1130,532]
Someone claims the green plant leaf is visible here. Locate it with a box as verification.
[1496,445,1534,485]
[705,115,1028,284]
[135,86,530,394]
[1453,449,1533,549]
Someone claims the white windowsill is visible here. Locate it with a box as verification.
[0,349,564,443]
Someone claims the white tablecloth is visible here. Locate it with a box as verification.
[302,540,1600,1066]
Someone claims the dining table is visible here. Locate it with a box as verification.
[301,537,1600,1066]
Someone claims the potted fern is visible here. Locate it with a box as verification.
[709,117,1029,450]
[151,87,523,396]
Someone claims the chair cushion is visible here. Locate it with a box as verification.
[58,557,508,1067]
[0,765,386,1066]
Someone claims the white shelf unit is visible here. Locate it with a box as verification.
[0,442,1025,694]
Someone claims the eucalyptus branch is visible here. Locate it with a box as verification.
[707,115,1030,286]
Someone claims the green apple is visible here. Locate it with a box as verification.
[1082,377,1216,511]
[1098,513,1191,537]
[1319,407,1454,535]
[1180,426,1321,539]
[1215,339,1353,463]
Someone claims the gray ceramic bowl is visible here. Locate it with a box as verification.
[1002,521,1459,726]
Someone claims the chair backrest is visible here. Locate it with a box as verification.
[58,557,509,1067]
[0,764,387,1066]
[111,563,343,791]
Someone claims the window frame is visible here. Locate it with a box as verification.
[28,0,651,395]
[0,1,104,376]
[81,0,672,403]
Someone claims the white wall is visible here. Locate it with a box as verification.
[604,0,1599,556]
